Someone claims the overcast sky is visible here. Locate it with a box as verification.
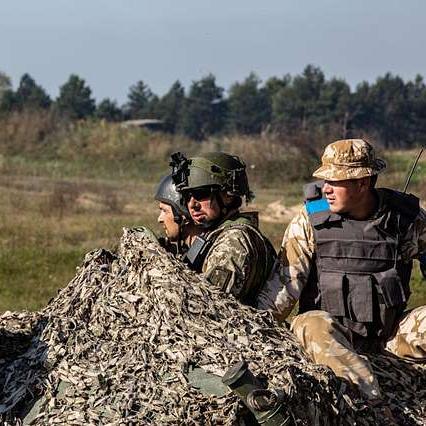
[1,0,425,103]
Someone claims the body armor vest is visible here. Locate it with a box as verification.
[301,183,419,342]
[184,212,277,306]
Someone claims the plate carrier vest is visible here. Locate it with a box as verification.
[184,212,277,307]
[301,181,420,342]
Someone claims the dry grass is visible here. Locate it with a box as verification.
[0,171,291,311]
[0,175,158,311]
[0,118,424,312]
[1,167,424,312]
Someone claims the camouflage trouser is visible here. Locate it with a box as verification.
[290,307,426,400]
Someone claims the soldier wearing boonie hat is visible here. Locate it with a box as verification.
[259,139,426,409]
[312,138,386,181]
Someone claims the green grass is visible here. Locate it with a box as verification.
[0,146,424,313]
[0,247,82,311]
[408,263,426,310]
[380,149,426,198]
[0,155,169,183]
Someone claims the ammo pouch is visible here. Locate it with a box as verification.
[318,272,373,324]
[318,268,406,339]
[371,268,407,340]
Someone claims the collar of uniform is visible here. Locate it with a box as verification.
[216,209,256,230]
[372,189,390,219]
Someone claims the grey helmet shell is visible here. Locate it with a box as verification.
[155,175,190,223]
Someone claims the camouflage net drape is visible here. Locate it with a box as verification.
[0,228,424,425]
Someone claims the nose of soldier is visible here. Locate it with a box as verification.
[322,181,334,194]
[157,212,164,224]
[187,196,201,211]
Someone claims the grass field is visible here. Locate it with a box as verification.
[0,145,424,312]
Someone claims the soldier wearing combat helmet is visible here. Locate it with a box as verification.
[264,139,426,404]
[154,174,200,255]
[169,151,276,307]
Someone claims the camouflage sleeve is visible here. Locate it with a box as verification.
[400,207,426,262]
[271,208,315,322]
[202,228,256,300]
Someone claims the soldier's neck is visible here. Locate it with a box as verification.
[183,224,203,246]
[347,190,378,220]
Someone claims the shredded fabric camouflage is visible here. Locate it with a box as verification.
[0,228,383,425]
[0,229,424,424]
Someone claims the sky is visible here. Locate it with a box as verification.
[1,0,425,104]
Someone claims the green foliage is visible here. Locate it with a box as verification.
[406,75,426,146]
[180,74,226,140]
[273,65,328,133]
[125,80,154,119]
[96,98,123,122]
[360,74,409,147]
[0,71,12,99]
[155,80,185,133]
[227,73,271,134]
[0,90,16,116]
[15,73,51,110]
[56,74,95,120]
[2,66,426,146]
[0,71,14,115]
[379,149,426,199]
[317,78,351,132]
[264,75,291,99]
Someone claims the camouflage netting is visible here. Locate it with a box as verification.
[0,228,424,425]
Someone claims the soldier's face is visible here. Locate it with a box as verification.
[186,189,222,225]
[158,202,180,241]
[323,179,363,214]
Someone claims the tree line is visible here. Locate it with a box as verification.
[1,65,426,148]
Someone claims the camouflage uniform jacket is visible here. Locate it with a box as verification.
[264,189,426,322]
[201,211,276,307]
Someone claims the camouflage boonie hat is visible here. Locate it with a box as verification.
[313,139,386,181]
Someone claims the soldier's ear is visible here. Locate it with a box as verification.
[358,177,371,193]
[220,192,234,205]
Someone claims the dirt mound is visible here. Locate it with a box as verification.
[259,201,302,224]
[0,229,424,425]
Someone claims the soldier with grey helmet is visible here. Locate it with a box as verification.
[263,139,426,405]
[169,151,276,307]
[154,174,200,255]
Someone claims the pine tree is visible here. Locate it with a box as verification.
[56,74,95,120]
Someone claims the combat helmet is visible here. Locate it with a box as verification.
[169,152,254,202]
[154,174,190,223]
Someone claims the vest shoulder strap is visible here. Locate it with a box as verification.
[206,220,277,274]
[303,181,340,227]
[378,188,420,222]
[303,180,324,202]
